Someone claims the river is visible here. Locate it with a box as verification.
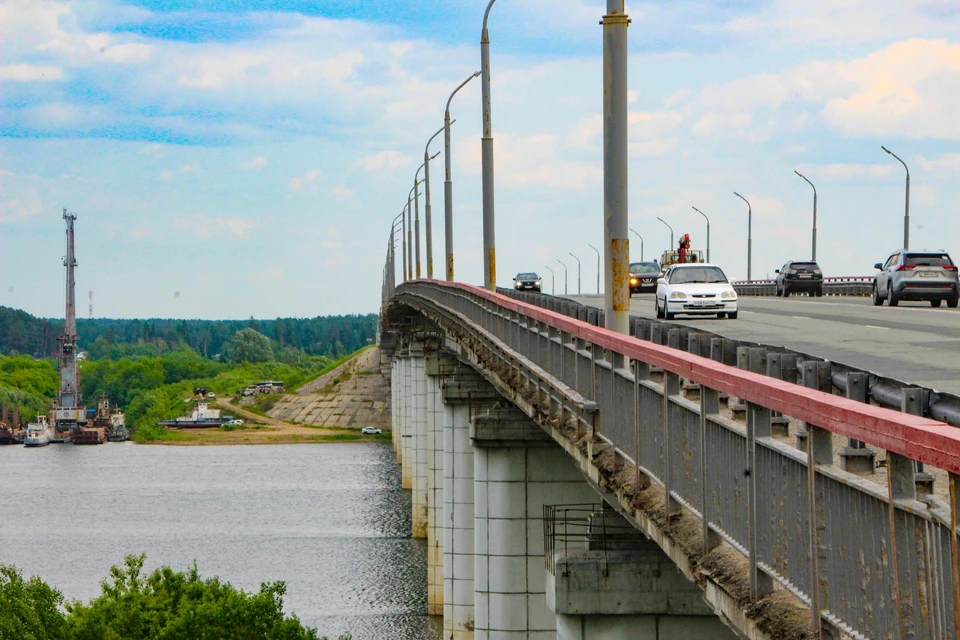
[0,442,441,640]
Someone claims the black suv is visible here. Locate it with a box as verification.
[513,272,542,292]
[775,261,823,297]
[629,262,660,294]
[872,251,959,307]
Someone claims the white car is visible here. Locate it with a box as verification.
[361,426,382,435]
[655,264,739,320]
[223,419,244,427]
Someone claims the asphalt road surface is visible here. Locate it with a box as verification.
[566,293,960,396]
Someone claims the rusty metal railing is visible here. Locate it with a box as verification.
[389,279,960,640]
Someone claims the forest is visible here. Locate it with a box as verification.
[0,305,377,359]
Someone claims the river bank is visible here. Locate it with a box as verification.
[143,347,391,445]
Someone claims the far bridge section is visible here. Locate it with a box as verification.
[380,279,960,640]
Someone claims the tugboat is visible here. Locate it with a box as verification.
[157,388,226,428]
[23,415,53,447]
[107,411,130,441]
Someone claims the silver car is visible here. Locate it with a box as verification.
[872,250,959,308]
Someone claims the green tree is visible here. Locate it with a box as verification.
[229,329,273,364]
[0,564,65,640]
[64,555,321,640]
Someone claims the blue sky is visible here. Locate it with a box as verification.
[2,0,959,319]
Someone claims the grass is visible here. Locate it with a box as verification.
[294,345,374,391]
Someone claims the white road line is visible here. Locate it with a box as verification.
[864,325,889,330]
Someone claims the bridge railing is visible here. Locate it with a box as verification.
[392,280,960,640]
[732,276,873,297]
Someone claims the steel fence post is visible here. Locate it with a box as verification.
[747,401,774,600]
[902,388,935,495]
[887,419,917,640]
[806,414,835,638]
[796,362,819,451]
[701,385,721,554]
[840,373,876,474]
[951,472,960,636]
[663,371,682,517]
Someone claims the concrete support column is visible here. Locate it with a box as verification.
[426,368,444,614]
[401,355,413,489]
[547,511,736,640]
[472,410,600,640]
[412,347,428,539]
[442,371,504,640]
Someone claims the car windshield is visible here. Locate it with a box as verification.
[630,263,659,274]
[669,266,728,284]
[904,254,953,267]
[791,262,819,270]
[517,273,539,280]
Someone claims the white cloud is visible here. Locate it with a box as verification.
[241,156,268,170]
[462,133,601,189]
[158,170,175,182]
[288,169,321,190]
[917,153,960,173]
[0,64,64,81]
[173,213,255,238]
[129,227,152,240]
[357,151,412,172]
[797,163,894,181]
[330,186,355,198]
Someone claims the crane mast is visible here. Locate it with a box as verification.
[53,209,85,438]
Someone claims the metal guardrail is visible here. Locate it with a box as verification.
[390,280,960,640]
[543,504,647,576]
[732,277,873,297]
[497,286,960,428]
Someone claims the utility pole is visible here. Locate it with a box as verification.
[480,0,499,290]
[602,0,630,334]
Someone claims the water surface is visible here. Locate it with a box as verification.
[0,442,441,640]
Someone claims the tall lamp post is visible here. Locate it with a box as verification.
[480,0,499,290]
[391,212,403,290]
[691,207,710,262]
[588,244,600,294]
[793,171,817,261]
[733,191,752,281]
[656,217,674,250]
[404,202,412,281]
[882,146,910,250]
[568,252,581,295]
[409,180,423,279]
[423,128,445,279]
[628,228,643,261]
[544,265,555,295]
[557,259,568,295]
[602,0,630,334]
[444,71,480,281]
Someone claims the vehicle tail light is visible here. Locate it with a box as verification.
[943,265,958,271]
[896,265,916,271]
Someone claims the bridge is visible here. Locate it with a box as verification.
[379,279,960,640]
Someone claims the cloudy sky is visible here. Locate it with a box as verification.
[2,0,959,319]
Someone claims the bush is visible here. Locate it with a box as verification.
[0,564,65,640]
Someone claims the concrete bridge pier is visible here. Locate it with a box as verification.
[411,343,428,538]
[472,410,600,639]
[400,352,413,488]
[547,512,736,640]
[441,367,503,640]
[425,352,450,616]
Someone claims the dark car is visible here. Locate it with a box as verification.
[629,262,660,294]
[872,250,959,307]
[775,261,823,297]
[513,272,542,292]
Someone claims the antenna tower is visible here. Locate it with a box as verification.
[53,209,86,437]
[89,291,93,318]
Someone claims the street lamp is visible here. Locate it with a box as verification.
[733,192,752,281]
[602,0,631,335]
[413,161,435,280]
[544,265,555,295]
[568,252,581,295]
[793,171,817,261]
[588,244,600,294]
[480,0,499,290]
[423,127,446,279]
[391,212,403,290]
[444,71,480,281]
[402,204,410,281]
[628,229,643,261]
[408,180,423,280]
[881,146,910,250]
[691,207,710,262]
[557,258,568,295]
[656,217,674,250]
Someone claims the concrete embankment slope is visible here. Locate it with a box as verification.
[267,347,391,429]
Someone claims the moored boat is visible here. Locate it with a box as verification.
[107,411,130,441]
[158,401,226,428]
[24,416,53,447]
